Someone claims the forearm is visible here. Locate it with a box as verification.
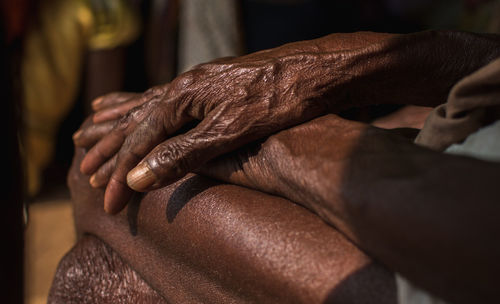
[345,30,500,108]
[278,122,500,303]
[69,146,397,303]
[252,31,500,111]
[203,115,500,303]
[330,136,500,304]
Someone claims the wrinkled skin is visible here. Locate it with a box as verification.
[57,111,500,302]
[48,236,167,304]
[68,30,500,302]
[73,30,500,214]
[56,122,398,303]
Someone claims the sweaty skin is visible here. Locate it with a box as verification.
[73,30,500,214]
[59,126,397,303]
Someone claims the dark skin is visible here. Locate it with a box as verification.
[64,130,397,303]
[201,114,500,304]
[74,30,500,302]
[72,113,500,303]
[49,236,167,303]
[73,30,500,213]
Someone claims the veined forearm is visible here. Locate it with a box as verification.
[248,31,500,111]
[360,30,500,107]
[294,31,500,109]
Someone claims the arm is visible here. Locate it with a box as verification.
[74,30,500,214]
[66,125,397,303]
[201,114,500,304]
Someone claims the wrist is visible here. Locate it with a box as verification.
[262,116,370,226]
[345,30,500,108]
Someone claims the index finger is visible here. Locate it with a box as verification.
[92,92,140,111]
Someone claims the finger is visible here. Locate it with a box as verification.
[89,155,117,188]
[102,108,192,214]
[80,130,126,175]
[93,86,168,123]
[73,120,115,148]
[126,108,263,192]
[125,133,219,192]
[81,101,158,175]
[93,98,144,123]
[104,177,133,214]
[91,92,140,111]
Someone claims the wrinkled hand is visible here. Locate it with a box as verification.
[75,29,493,214]
[73,48,352,213]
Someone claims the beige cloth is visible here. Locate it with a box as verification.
[396,275,448,304]
[415,57,500,151]
[446,119,500,162]
[177,0,244,73]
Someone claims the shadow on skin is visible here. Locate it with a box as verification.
[127,192,144,236]
[166,175,217,223]
[64,132,399,303]
[339,123,500,304]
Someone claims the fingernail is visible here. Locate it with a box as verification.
[127,163,156,191]
[72,130,82,141]
[89,174,99,188]
[92,96,103,109]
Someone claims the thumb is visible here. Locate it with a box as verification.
[126,121,260,192]
[125,132,215,191]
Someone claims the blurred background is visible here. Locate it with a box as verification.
[2,0,500,303]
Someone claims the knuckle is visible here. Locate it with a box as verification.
[144,85,165,97]
[114,104,147,132]
[115,113,131,131]
[156,142,191,177]
[141,86,166,105]
[139,99,161,113]
[170,71,195,92]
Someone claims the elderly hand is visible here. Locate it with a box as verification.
[73,30,500,214]
[73,39,363,213]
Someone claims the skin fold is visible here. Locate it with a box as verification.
[58,134,397,303]
[73,30,500,214]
